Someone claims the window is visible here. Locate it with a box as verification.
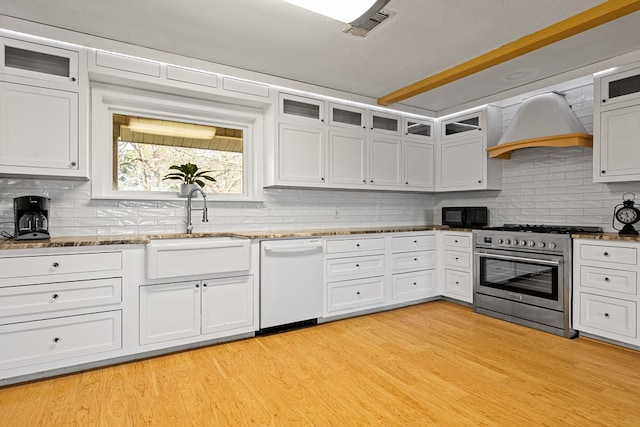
[91,86,263,201]
[113,114,243,194]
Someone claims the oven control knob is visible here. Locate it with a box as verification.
[519,240,526,246]
[538,242,545,248]
[548,242,557,249]
[528,241,535,247]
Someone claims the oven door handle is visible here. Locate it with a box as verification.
[476,252,561,266]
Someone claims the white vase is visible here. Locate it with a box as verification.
[179,183,200,197]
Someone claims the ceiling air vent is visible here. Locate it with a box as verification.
[342,8,393,38]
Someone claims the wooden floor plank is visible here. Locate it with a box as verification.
[2,301,640,426]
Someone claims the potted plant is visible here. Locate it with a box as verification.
[163,162,216,197]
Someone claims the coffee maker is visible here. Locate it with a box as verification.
[14,196,50,240]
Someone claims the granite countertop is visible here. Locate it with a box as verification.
[571,232,640,242]
[0,225,449,250]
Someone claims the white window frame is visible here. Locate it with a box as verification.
[91,85,263,201]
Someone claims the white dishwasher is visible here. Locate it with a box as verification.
[260,238,323,330]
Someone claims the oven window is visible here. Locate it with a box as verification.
[479,257,558,300]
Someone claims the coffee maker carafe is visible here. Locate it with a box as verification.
[14,196,50,240]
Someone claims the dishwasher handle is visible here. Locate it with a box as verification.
[263,242,323,253]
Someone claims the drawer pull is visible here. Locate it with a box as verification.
[454,240,458,243]
[414,258,418,261]
[203,283,208,287]
[603,252,609,257]
[455,257,459,260]
[355,264,360,268]
[604,277,610,282]
[195,284,200,288]
[413,282,417,286]
[52,294,59,300]
[356,291,361,295]
[52,262,60,269]
[455,281,459,285]
[356,244,360,248]
[53,337,61,343]
[604,313,610,318]
[413,240,418,243]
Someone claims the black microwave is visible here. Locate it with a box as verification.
[442,207,488,228]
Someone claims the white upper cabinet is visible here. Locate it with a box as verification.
[278,123,327,185]
[369,111,402,136]
[404,141,435,190]
[437,106,502,191]
[369,137,403,187]
[594,62,640,182]
[0,36,87,179]
[279,93,325,126]
[1,38,79,86]
[404,117,434,141]
[327,130,367,186]
[441,111,483,141]
[329,102,366,130]
[599,65,640,107]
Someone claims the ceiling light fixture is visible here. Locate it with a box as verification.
[283,0,390,24]
[127,117,216,140]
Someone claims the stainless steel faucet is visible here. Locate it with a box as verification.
[186,188,209,234]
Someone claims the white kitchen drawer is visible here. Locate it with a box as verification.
[326,276,385,313]
[325,237,385,254]
[444,250,470,269]
[325,255,385,280]
[580,266,637,295]
[0,252,122,280]
[0,277,122,319]
[391,234,436,251]
[0,310,122,371]
[443,233,471,249]
[392,250,436,272]
[444,269,472,299]
[579,244,637,265]
[392,270,437,301]
[579,293,636,338]
[95,50,161,77]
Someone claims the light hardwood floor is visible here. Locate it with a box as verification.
[1,301,640,426]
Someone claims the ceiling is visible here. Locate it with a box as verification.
[2,0,640,115]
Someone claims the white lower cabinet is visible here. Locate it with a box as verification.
[0,311,121,371]
[392,270,437,301]
[323,232,439,318]
[139,275,254,345]
[0,246,132,384]
[440,231,473,303]
[573,239,640,347]
[327,276,386,313]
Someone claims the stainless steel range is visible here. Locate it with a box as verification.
[473,224,602,338]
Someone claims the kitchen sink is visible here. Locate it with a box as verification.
[146,237,251,280]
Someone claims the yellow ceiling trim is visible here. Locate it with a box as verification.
[377,0,640,106]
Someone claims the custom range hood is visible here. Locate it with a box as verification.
[487,91,593,159]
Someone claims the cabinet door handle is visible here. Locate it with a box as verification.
[70,77,77,82]
[601,170,606,174]
[52,293,59,300]
[70,161,77,168]
[195,284,200,288]
[53,337,61,343]
[52,262,60,269]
